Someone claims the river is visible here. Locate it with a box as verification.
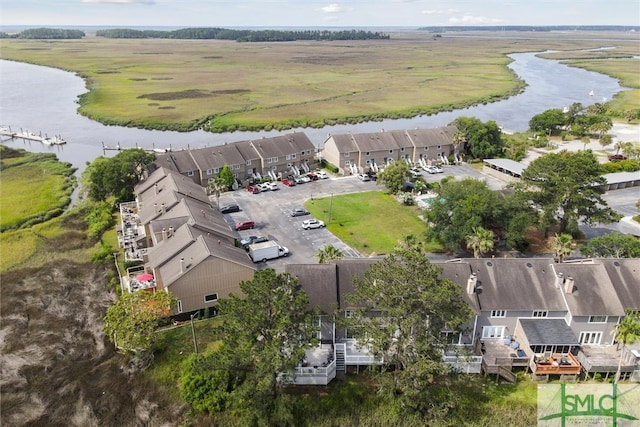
[0,51,626,173]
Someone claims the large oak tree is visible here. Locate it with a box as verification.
[516,150,621,235]
[180,269,315,424]
[345,245,474,418]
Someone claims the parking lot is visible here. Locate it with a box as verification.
[213,164,507,271]
[213,164,639,270]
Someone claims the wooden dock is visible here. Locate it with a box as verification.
[101,142,174,154]
[1,126,66,145]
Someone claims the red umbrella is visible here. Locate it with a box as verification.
[137,273,154,282]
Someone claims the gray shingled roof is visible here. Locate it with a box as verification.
[464,258,567,311]
[403,125,457,148]
[190,144,246,172]
[286,264,338,313]
[600,258,640,311]
[250,132,315,159]
[520,318,579,345]
[350,131,403,152]
[156,150,198,175]
[555,262,626,316]
[326,134,359,154]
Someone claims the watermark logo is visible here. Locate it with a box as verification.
[538,384,640,426]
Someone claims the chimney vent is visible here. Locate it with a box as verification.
[180,257,185,273]
[555,272,564,288]
[154,183,158,195]
[466,273,477,294]
[168,226,173,237]
[161,228,167,240]
[564,276,575,294]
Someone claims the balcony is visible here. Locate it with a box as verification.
[531,352,581,375]
[293,344,336,386]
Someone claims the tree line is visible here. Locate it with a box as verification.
[0,28,85,39]
[95,27,390,42]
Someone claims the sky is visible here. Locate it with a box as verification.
[1,0,638,28]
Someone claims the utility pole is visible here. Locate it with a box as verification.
[190,311,200,354]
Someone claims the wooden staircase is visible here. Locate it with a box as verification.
[481,359,516,384]
[335,343,346,372]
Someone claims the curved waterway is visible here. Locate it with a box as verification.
[0,50,626,173]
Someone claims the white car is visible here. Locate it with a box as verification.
[410,167,422,177]
[267,182,279,191]
[357,173,371,182]
[424,165,443,174]
[302,219,325,230]
[316,170,329,179]
[257,182,271,191]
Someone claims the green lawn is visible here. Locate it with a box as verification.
[304,191,444,255]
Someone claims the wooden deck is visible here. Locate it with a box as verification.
[578,345,636,373]
[481,339,530,367]
[531,352,581,375]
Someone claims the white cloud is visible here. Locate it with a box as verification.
[320,3,344,14]
[448,15,505,24]
[81,0,154,4]
[421,8,459,15]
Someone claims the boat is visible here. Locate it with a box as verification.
[45,135,67,145]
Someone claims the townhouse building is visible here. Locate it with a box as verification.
[321,126,458,175]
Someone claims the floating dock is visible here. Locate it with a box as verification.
[0,126,66,145]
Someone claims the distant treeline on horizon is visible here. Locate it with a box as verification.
[418,25,639,32]
[0,27,390,41]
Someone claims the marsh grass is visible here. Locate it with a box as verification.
[0,149,76,231]
[305,191,444,254]
[3,33,635,131]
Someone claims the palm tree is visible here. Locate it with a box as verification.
[465,227,494,258]
[317,244,345,264]
[612,310,640,384]
[551,233,573,263]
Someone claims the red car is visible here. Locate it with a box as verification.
[234,220,255,231]
[281,179,296,187]
[307,172,319,181]
[247,185,260,194]
[608,154,628,161]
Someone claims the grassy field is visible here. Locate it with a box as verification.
[1,32,637,132]
[304,190,444,255]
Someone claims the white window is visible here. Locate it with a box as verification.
[233,164,241,170]
[437,145,441,150]
[400,147,405,152]
[291,154,296,159]
[267,158,273,164]
[206,169,213,175]
[344,161,351,166]
[533,310,548,318]
[213,167,220,174]
[579,331,602,345]
[389,149,393,154]
[286,154,291,160]
[246,160,252,166]
[177,300,183,313]
[490,310,506,318]
[424,147,429,151]
[589,315,607,323]
[365,151,370,156]
[343,152,350,157]
[187,171,194,176]
[273,157,278,162]
[482,326,505,339]
[345,310,354,318]
[207,178,215,184]
[204,293,218,303]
